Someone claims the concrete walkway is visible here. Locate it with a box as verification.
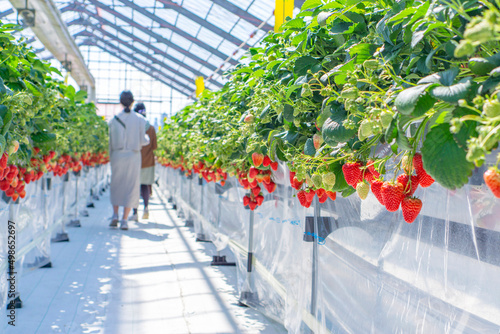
[4,187,286,334]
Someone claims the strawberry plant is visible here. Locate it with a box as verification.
[0,22,108,201]
[157,0,500,223]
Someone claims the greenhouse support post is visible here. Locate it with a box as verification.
[39,176,53,268]
[196,178,209,242]
[239,210,258,307]
[211,187,235,266]
[310,196,320,328]
[68,172,81,227]
[6,201,22,309]
[185,175,194,227]
[52,174,70,243]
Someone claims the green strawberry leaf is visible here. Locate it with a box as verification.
[322,110,356,144]
[304,138,316,156]
[430,78,473,104]
[421,123,474,189]
[394,83,434,115]
[294,56,321,76]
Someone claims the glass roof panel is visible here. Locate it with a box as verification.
[187,43,211,61]
[98,9,118,24]
[247,0,275,22]
[134,0,157,8]
[206,54,224,67]
[151,8,178,25]
[229,19,257,42]
[182,58,202,74]
[216,40,237,57]
[164,47,185,62]
[206,4,239,33]
[181,0,213,19]
[196,27,223,48]
[173,16,201,37]
[170,33,192,51]
[151,27,173,40]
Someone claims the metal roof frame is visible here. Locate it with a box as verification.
[157,0,250,49]
[0,9,14,19]
[71,23,201,88]
[63,2,221,71]
[106,0,238,65]
[210,0,273,31]
[64,4,224,88]
[81,38,194,95]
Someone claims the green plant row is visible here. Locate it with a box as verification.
[0,21,108,200]
[157,0,500,208]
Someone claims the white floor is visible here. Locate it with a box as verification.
[3,187,286,334]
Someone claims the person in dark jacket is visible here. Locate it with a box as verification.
[130,102,157,220]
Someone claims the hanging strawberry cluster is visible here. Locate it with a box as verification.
[339,153,434,224]
[239,153,278,211]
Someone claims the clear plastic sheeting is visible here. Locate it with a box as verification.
[158,164,500,333]
[0,166,110,315]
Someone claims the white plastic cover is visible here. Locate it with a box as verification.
[158,164,500,333]
[0,166,109,319]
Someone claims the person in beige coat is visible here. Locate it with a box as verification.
[109,91,150,230]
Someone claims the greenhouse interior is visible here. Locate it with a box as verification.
[0,0,499,333]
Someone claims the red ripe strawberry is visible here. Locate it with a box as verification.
[326,191,336,201]
[11,193,18,202]
[249,179,258,188]
[249,167,259,179]
[33,147,40,155]
[289,171,296,184]
[15,182,24,192]
[264,181,277,193]
[252,186,261,197]
[5,187,15,197]
[18,189,26,199]
[252,152,264,167]
[371,180,385,205]
[256,195,264,206]
[413,153,424,172]
[262,156,272,167]
[367,159,381,178]
[305,189,316,202]
[318,193,328,203]
[0,153,8,169]
[241,178,250,189]
[316,188,326,198]
[49,151,56,159]
[342,162,363,187]
[271,161,278,171]
[243,195,251,206]
[248,200,258,211]
[401,196,423,223]
[297,190,308,207]
[262,174,271,184]
[8,165,18,177]
[363,169,375,184]
[417,169,434,188]
[220,180,226,186]
[291,177,303,190]
[0,179,10,191]
[381,182,404,212]
[484,168,500,198]
[37,171,43,179]
[397,174,419,196]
